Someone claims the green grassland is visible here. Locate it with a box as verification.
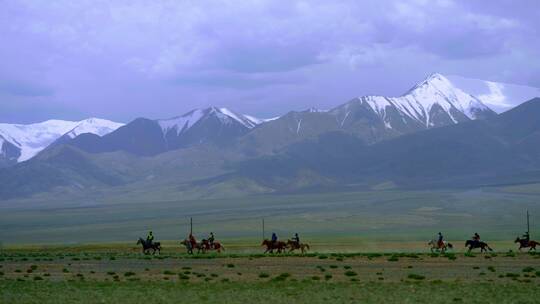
[1,250,540,303]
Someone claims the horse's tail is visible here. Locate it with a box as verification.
[447,243,453,249]
[305,244,310,250]
[487,244,493,251]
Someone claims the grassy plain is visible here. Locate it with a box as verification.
[1,248,540,303]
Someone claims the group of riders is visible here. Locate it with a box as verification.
[138,229,537,255]
[431,230,536,253]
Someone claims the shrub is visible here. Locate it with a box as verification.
[226,264,235,268]
[124,272,136,277]
[258,272,270,278]
[488,266,496,272]
[387,256,399,262]
[344,271,357,277]
[407,273,425,280]
[329,265,338,269]
[311,276,321,280]
[33,276,43,281]
[324,274,332,280]
[179,274,190,280]
[523,267,535,273]
[163,270,175,275]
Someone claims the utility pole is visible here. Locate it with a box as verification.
[190,217,193,235]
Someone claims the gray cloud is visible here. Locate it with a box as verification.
[0,0,538,122]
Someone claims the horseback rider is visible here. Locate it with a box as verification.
[292,233,300,246]
[146,231,154,246]
[437,232,444,248]
[208,232,215,249]
[189,233,197,248]
[522,231,530,246]
[472,232,480,244]
[271,232,278,245]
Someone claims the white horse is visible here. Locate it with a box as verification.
[428,240,453,253]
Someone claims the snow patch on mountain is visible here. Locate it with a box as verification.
[66,118,125,139]
[348,73,493,128]
[158,109,205,135]
[158,107,267,135]
[0,118,123,162]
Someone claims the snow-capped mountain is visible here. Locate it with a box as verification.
[0,118,124,165]
[56,107,268,157]
[331,73,496,131]
[240,73,499,153]
[158,107,261,136]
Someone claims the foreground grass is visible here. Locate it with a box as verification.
[1,280,539,304]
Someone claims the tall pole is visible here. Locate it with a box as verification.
[190,217,193,235]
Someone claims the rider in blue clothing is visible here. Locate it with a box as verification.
[271,232,278,244]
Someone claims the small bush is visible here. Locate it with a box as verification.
[472,266,480,269]
[343,265,352,269]
[179,274,190,280]
[33,276,43,281]
[258,272,270,278]
[62,268,69,273]
[163,270,175,275]
[387,256,399,262]
[311,276,321,281]
[318,255,328,260]
[107,271,116,276]
[124,271,136,277]
[329,265,338,269]
[523,267,535,273]
[505,273,520,278]
[407,273,425,280]
[488,266,496,272]
[344,271,357,277]
[324,274,332,280]
[226,264,235,268]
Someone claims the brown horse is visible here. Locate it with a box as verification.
[181,239,206,254]
[261,239,286,253]
[515,237,539,251]
[286,240,310,254]
[201,239,225,253]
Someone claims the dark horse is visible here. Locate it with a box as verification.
[137,237,161,255]
[261,239,286,253]
[465,240,493,253]
[515,237,539,251]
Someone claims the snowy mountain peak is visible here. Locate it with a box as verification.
[158,107,265,135]
[0,118,124,162]
[332,73,496,130]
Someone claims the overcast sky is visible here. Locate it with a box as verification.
[1,0,539,123]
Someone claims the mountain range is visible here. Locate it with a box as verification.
[1,73,539,201]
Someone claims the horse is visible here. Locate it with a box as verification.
[465,240,493,253]
[515,237,539,251]
[428,240,453,253]
[286,239,310,254]
[137,237,161,255]
[201,239,225,253]
[181,239,206,254]
[261,239,286,254]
